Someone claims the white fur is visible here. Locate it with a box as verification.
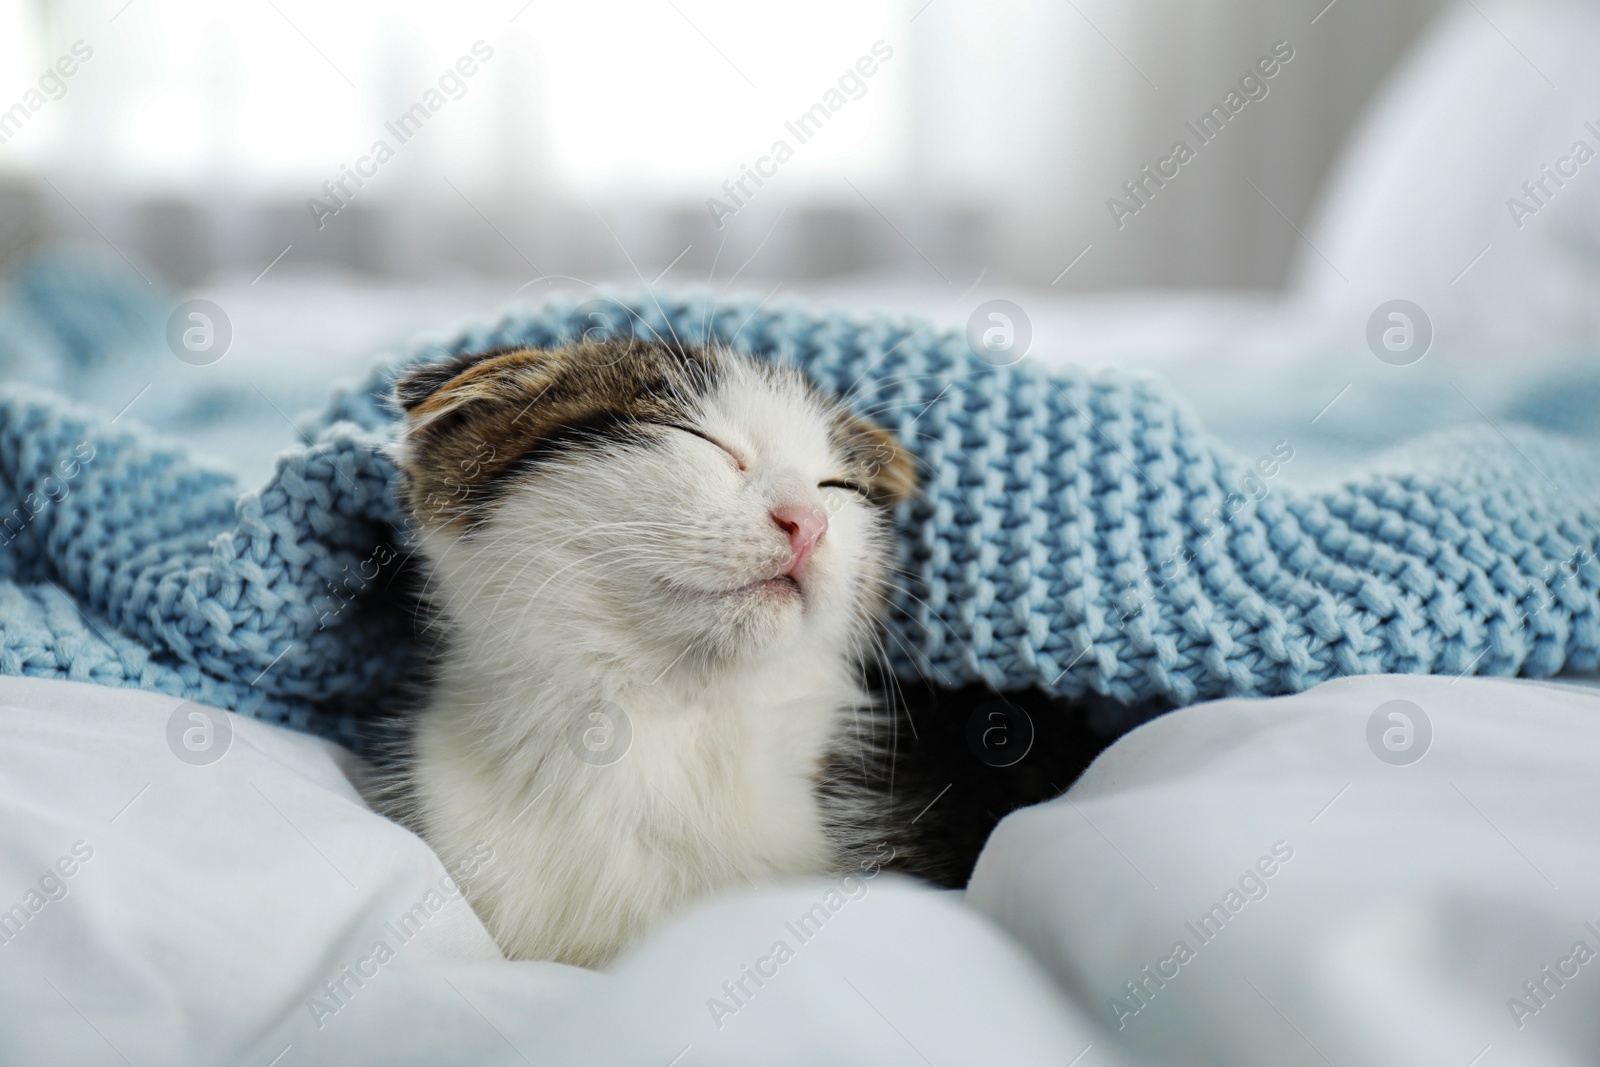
[402,357,894,966]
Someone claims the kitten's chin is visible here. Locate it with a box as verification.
[729,574,802,600]
[655,571,811,617]
[645,577,822,669]
[707,579,806,641]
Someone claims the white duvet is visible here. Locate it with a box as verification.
[3,672,1599,1066]
[0,676,1100,1067]
[969,673,1600,1067]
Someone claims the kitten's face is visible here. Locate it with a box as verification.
[392,339,917,678]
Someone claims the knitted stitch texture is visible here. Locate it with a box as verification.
[0,294,1596,749]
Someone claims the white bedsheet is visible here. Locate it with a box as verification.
[968,673,1600,1067]
[0,676,1102,1067]
[5,671,1599,1065]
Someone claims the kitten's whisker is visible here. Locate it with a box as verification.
[461,519,692,591]
[879,578,981,667]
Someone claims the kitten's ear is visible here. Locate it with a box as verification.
[395,355,479,412]
[838,413,919,507]
[394,347,549,427]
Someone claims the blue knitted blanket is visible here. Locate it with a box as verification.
[1,292,1597,749]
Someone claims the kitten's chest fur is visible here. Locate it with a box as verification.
[409,647,860,966]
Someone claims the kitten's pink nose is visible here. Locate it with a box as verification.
[771,502,828,577]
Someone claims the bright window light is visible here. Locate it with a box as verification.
[531,0,906,194]
[0,0,908,198]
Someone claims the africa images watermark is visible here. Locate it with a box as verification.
[1090,440,1293,646]
[1506,118,1600,230]
[1114,440,1294,619]
[1107,40,1296,230]
[705,843,895,1030]
[1506,920,1600,1030]
[1457,541,1599,672]
[315,541,401,631]
[1106,839,1296,1030]
[307,41,496,230]
[1,440,97,548]
[704,40,895,229]
[305,841,496,1029]
[0,840,95,949]
[1367,699,1431,765]
[0,40,94,146]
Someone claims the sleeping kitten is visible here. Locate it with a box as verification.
[388,336,917,967]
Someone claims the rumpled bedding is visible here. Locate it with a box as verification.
[5,671,1599,1065]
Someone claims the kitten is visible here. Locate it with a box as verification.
[388,336,918,967]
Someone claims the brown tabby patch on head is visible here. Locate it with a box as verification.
[392,337,917,531]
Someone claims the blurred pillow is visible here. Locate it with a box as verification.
[1297,0,1600,362]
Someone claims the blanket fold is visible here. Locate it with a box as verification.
[0,291,1596,749]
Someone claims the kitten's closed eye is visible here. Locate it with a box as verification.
[672,422,869,499]
[665,423,745,470]
[665,423,881,502]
